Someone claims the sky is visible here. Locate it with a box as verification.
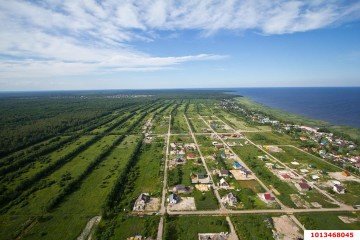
[0,0,360,91]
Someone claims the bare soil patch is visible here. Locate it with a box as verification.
[168,197,196,211]
[230,170,255,180]
[329,172,360,183]
[273,215,302,240]
[338,216,359,224]
[145,198,160,211]
[195,184,210,192]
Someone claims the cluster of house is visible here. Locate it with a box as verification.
[219,99,359,172]
[167,185,193,205]
[169,142,198,167]
[232,161,251,177]
[221,192,238,206]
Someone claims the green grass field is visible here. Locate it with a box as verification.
[1,94,358,240]
[295,212,360,230]
[271,146,340,173]
[164,215,229,240]
[231,214,276,240]
[245,131,300,146]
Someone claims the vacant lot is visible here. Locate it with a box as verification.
[295,212,360,230]
[165,216,229,240]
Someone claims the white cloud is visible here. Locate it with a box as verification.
[0,0,359,80]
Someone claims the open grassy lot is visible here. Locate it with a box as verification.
[219,188,270,210]
[197,102,215,116]
[245,131,300,146]
[170,134,194,143]
[232,144,298,208]
[231,214,277,240]
[188,116,209,133]
[164,215,229,240]
[271,146,340,173]
[152,114,171,134]
[171,104,190,134]
[193,189,219,210]
[332,181,360,206]
[193,135,217,156]
[295,212,360,230]
[101,215,160,240]
[116,136,164,211]
[217,110,268,131]
[168,159,205,187]
[151,103,173,134]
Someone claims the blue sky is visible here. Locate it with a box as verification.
[0,0,360,90]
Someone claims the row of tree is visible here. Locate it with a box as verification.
[46,108,152,211]
[0,108,141,209]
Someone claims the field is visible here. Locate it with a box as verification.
[0,90,359,240]
[164,216,229,240]
[295,212,360,230]
[231,214,277,240]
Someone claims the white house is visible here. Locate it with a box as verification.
[168,193,180,204]
[333,184,345,194]
[219,178,230,188]
[221,192,238,206]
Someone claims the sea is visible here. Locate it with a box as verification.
[228,87,360,128]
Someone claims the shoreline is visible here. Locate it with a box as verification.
[232,96,360,143]
[225,88,360,129]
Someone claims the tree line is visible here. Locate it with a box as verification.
[0,109,140,209]
[46,109,151,211]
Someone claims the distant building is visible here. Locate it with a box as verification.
[191,173,211,184]
[219,178,230,189]
[280,173,291,180]
[311,175,320,181]
[233,161,242,169]
[221,192,238,207]
[333,184,345,194]
[133,193,150,211]
[296,181,311,192]
[168,193,180,204]
[218,169,230,177]
[260,192,275,203]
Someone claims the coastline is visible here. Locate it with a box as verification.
[225,87,360,129]
[233,96,360,143]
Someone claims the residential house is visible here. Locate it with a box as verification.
[218,169,230,177]
[239,168,251,177]
[280,173,291,181]
[191,173,211,184]
[311,175,320,181]
[221,192,238,207]
[168,193,180,204]
[133,193,150,211]
[261,192,275,203]
[333,184,345,194]
[219,178,229,189]
[296,181,311,192]
[233,161,242,169]
[172,185,191,194]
